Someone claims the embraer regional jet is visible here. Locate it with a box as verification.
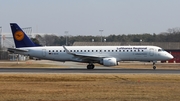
[8,23,173,70]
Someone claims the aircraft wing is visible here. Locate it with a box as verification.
[7,48,28,53]
[63,46,105,62]
[73,53,104,62]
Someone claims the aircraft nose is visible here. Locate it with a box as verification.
[167,53,174,60]
[169,54,174,59]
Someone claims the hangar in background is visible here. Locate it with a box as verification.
[73,42,180,63]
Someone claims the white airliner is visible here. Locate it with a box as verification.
[8,23,173,70]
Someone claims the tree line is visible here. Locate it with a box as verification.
[31,28,180,46]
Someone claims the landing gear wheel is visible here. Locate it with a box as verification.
[153,61,156,70]
[153,66,156,70]
[87,64,94,69]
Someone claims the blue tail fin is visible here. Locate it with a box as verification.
[10,23,37,48]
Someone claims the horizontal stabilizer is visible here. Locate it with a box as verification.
[8,48,28,53]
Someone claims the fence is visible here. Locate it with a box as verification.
[0,50,9,60]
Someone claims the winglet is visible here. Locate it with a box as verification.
[10,23,37,48]
[62,45,70,53]
[62,45,75,55]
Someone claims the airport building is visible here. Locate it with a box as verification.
[0,31,45,60]
[0,32,29,60]
[0,30,58,60]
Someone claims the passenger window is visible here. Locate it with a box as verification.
[56,50,58,52]
[60,50,61,52]
[92,50,94,52]
[127,50,128,52]
[88,50,90,52]
[77,50,79,52]
[112,50,114,52]
[74,50,76,52]
[104,50,106,52]
[49,50,51,52]
[52,50,54,52]
[81,50,82,52]
[84,50,86,52]
[108,50,110,52]
[63,50,65,52]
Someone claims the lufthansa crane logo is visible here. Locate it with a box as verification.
[14,31,24,41]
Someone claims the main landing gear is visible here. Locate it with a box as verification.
[87,63,94,69]
[153,61,156,70]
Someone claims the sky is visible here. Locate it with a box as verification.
[1,0,180,36]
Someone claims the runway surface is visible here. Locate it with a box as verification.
[0,61,180,74]
[0,68,180,74]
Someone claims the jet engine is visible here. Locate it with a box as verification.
[102,58,118,66]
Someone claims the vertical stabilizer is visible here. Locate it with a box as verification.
[10,23,36,48]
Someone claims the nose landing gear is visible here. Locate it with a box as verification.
[153,61,156,70]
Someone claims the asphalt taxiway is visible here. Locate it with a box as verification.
[0,68,180,74]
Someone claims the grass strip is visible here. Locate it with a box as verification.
[0,74,180,101]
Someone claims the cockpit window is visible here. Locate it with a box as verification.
[158,49,165,52]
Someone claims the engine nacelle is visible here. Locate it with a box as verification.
[102,58,117,66]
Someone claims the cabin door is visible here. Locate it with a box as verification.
[42,49,46,57]
[149,48,154,56]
